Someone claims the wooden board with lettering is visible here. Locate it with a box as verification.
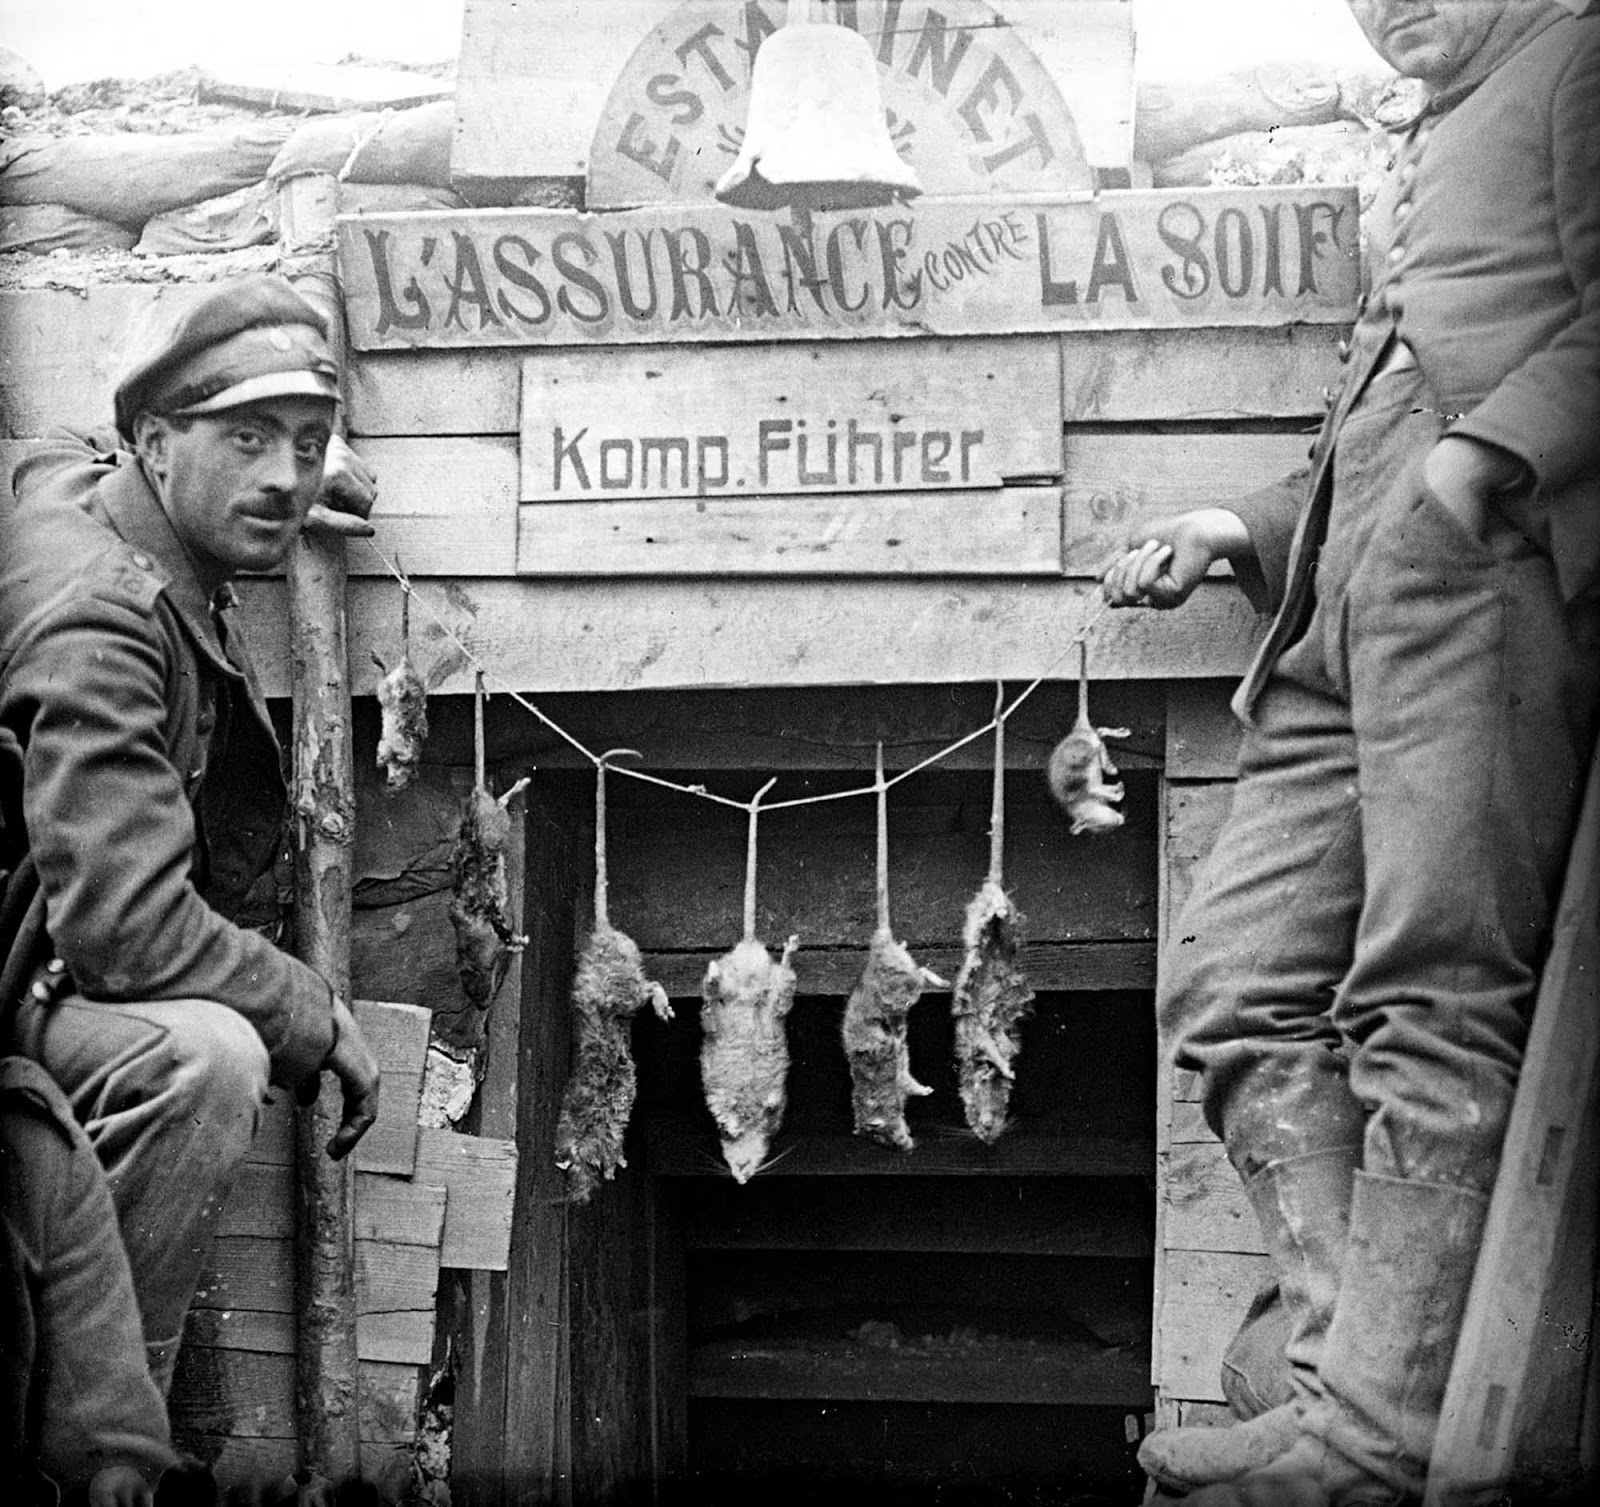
[339,186,1360,351]
[586,0,1115,209]
[520,339,1061,501]
[452,1,1136,193]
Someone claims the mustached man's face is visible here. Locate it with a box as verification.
[134,397,334,590]
[1346,1,1508,82]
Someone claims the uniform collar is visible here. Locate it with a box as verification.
[1414,3,1567,118]
[95,456,240,680]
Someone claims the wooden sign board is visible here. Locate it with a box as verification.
[340,185,1359,350]
[452,1,1136,194]
[519,338,1062,501]
[587,0,1117,209]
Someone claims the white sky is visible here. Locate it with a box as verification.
[3,1,1381,90]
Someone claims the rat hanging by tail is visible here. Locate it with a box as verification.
[447,671,529,1017]
[699,778,799,1185]
[951,685,1037,1143]
[841,743,947,1152]
[372,557,429,794]
[554,751,674,1204]
[1047,641,1131,836]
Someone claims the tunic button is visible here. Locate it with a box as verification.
[1398,162,1418,185]
[1393,200,1412,223]
[1387,244,1405,266]
[132,551,153,570]
[1322,385,1338,410]
[1338,338,1352,363]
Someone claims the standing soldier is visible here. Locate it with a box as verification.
[1103,2,1600,1502]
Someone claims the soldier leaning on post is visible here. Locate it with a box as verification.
[1102,3,1600,1504]
[0,276,383,1403]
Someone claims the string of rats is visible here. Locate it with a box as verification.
[363,537,1117,816]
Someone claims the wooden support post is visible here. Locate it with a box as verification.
[280,171,362,1481]
[1425,748,1600,1504]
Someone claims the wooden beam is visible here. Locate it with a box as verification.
[413,1128,517,1271]
[515,488,1065,578]
[343,325,1340,439]
[237,576,1267,697]
[1158,1249,1273,1404]
[1427,751,1600,1504]
[351,998,432,1177]
[281,170,362,1480]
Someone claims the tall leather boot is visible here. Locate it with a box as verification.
[1182,1171,1491,1506]
[1140,1144,1357,1493]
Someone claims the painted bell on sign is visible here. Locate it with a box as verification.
[714,0,922,213]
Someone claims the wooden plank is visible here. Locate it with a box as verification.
[357,1239,442,1317]
[1062,324,1342,421]
[247,1094,294,1167]
[183,1306,294,1355]
[688,1333,1151,1406]
[1166,681,1244,780]
[1164,1142,1264,1256]
[348,349,523,437]
[337,435,519,578]
[515,488,1064,577]
[1162,782,1237,935]
[1427,751,1600,1505]
[358,1312,438,1367]
[339,187,1360,351]
[193,1235,295,1314]
[683,1177,1153,1257]
[498,777,583,1502]
[584,1,1126,208]
[1158,1250,1273,1403]
[199,63,452,113]
[343,325,1341,439]
[606,828,1158,951]
[647,1122,1153,1178]
[452,1,1137,188]
[1169,1101,1221,1145]
[414,1127,518,1271]
[1062,431,1310,577]
[352,997,433,1176]
[170,1349,418,1441]
[519,340,1062,502]
[0,285,210,438]
[644,940,1154,997]
[239,575,1268,697]
[216,1162,294,1239]
[355,1175,449,1247]
[386,682,1165,774]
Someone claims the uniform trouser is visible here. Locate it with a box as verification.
[14,994,270,1395]
[1163,366,1600,1198]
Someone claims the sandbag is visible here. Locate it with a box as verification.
[0,203,139,255]
[267,99,454,187]
[1135,62,1345,165]
[134,178,466,256]
[1153,121,1385,191]
[135,180,276,256]
[0,121,293,228]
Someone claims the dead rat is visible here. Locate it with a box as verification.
[447,673,528,1012]
[371,563,428,793]
[841,746,947,1152]
[554,753,673,1204]
[1047,642,1130,836]
[952,690,1036,1143]
[699,779,800,1184]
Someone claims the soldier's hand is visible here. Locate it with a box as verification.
[1101,508,1252,610]
[304,433,378,538]
[323,993,381,1160]
[1423,434,1529,543]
